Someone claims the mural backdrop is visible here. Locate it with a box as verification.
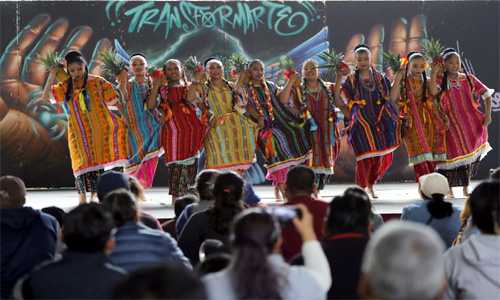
[1,1,499,188]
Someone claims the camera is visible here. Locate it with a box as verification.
[267,206,302,227]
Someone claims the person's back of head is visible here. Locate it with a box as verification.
[113,263,206,299]
[209,172,244,235]
[489,167,500,182]
[174,194,197,218]
[325,187,373,234]
[129,177,146,202]
[359,221,446,299]
[63,203,115,253]
[196,169,221,201]
[419,173,453,219]
[230,207,282,299]
[0,175,26,209]
[97,170,130,201]
[41,206,66,228]
[470,181,500,234]
[101,189,138,227]
[285,166,316,197]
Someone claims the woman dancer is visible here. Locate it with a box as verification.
[234,59,313,200]
[390,51,448,183]
[119,53,163,189]
[186,57,257,173]
[42,50,129,204]
[335,44,404,198]
[280,59,349,197]
[147,59,207,204]
[429,48,493,197]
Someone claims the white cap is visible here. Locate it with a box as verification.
[419,173,449,198]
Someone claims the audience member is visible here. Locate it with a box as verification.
[41,206,67,256]
[444,181,500,299]
[101,189,191,272]
[280,166,329,261]
[401,172,462,247]
[202,205,331,299]
[176,170,220,236]
[113,263,206,299]
[0,176,58,299]
[13,203,127,299]
[177,171,245,267]
[162,194,197,239]
[453,166,499,245]
[291,186,373,299]
[358,221,446,299]
[195,253,232,277]
[97,170,162,230]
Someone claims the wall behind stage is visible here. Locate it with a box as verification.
[1,1,498,188]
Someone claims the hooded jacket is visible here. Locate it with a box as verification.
[444,234,500,299]
[1,207,58,299]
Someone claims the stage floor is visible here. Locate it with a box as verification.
[25,181,475,219]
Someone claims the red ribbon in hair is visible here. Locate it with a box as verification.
[283,69,297,80]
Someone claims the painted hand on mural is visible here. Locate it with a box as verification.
[343,14,427,76]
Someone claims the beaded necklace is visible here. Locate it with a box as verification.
[249,79,274,123]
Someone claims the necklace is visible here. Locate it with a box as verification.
[305,84,322,101]
[359,70,375,92]
[408,75,424,97]
[134,79,148,94]
[449,76,460,89]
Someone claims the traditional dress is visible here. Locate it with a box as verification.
[123,79,163,188]
[51,76,129,192]
[158,83,207,196]
[398,77,447,182]
[289,81,341,190]
[436,73,493,187]
[341,69,404,188]
[196,81,257,172]
[242,80,312,186]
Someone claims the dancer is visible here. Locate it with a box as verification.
[429,48,493,197]
[280,59,349,197]
[390,51,448,183]
[147,59,207,204]
[42,50,129,204]
[234,59,313,201]
[118,53,163,189]
[186,57,257,173]
[335,44,404,198]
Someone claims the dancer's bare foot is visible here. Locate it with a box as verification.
[78,193,87,205]
[463,186,470,197]
[446,187,455,198]
[274,186,283,202]
[366,185,378,199]
[89,192,98,203]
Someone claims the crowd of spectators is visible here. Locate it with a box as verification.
[1,166,498,299]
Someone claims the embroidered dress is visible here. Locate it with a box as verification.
[196,82,257,172]
[51,77,129,182]
[123,79,164,188]
[399,77,447,182]
[158,83,207,196]
[290,82,341,178]
[436,73,493,187]
[341,69,404,187]
[242,81,312,181]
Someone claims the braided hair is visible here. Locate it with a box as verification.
[404,51,428,102]
[203,57,236,112]
[64,50,89,103]
[162,59,189,106]
[439,48,477,101]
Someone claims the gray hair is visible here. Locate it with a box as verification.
[361,221,445,299]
